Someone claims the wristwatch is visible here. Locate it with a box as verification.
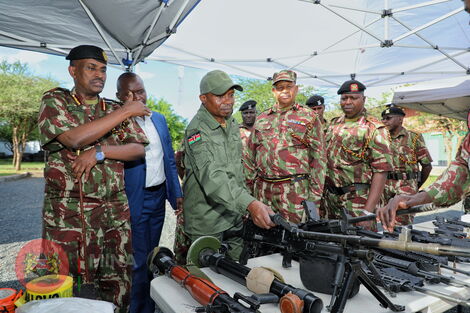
[95,145,105,164]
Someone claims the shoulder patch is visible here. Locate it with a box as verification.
[187,132,202,145]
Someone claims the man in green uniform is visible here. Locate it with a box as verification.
[38,45,149,312]
[321,79,393,230]
[381,106,433,225]
[183,70,275,260]
[244,70,326,224]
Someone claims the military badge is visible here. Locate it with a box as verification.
[288,120,306,126]
[188,132,202,145]
[350,83,359,92]
[102,51,108,62]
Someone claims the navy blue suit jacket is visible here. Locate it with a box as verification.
[124,112,182,224]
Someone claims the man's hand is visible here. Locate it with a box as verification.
[121,92,151,118]
[175,197,183,216]
[247,200,276,229]
[72,148,97,182]
[376,194,413,232]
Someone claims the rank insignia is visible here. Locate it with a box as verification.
[288,120,306,126]
[188,132,201,145]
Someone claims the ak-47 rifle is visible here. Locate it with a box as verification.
[236,204,470,313]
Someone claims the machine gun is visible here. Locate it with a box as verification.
[147,246,259,313]
[237,211,470,313]
[186,236,324,313]
[364,265,470,306]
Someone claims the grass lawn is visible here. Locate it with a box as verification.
[0,159,44,176]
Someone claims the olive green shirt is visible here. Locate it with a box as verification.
[183,105,255,236]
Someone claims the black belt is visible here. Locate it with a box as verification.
[258,173,309,184]
[387,172,419,180]
[326,183,370,195]
[145,182,165,191]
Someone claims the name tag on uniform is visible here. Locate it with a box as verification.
[66,106,84,112]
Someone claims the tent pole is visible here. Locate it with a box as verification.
[77,0,125,68]
[131,1,167,67]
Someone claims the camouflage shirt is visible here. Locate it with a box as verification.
[244,103,326,220]
[425,133,470,206]
[183,105,255,236]
[239,125,252,153]
[38,88,148,203]
[387,127,433,194]
[325,110,393,188]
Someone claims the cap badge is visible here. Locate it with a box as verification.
[350,83,358,92]
[102,51,108,62]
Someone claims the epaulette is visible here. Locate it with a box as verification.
[365,115,384,128]
[43,87,69,96]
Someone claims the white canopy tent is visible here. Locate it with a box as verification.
[392,76,470,120]
[0,0,467,88]
[150,0,470,88]
[0,0,200,69]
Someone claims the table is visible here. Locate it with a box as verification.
[150,216,470,313]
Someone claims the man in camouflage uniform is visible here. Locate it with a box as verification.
[306,94,328,133]
[244,70,326,224]
[38,45,149,313]
[378,131,470,231]
[239,100,257,151]
[321,79,393,230]
[183,70,275,260]
[381,106,433,225]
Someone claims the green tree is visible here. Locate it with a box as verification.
[0,61,57,170]
[147,96,187,150]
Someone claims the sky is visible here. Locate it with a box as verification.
[0,46,393,121]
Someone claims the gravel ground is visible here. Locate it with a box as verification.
[0,176,468,313]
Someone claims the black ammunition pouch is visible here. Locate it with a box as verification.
[299,254,360,298]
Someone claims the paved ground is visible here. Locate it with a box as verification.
[0,175,467,312]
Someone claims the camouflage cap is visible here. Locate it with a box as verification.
[306,95,325,107]
[239,100,257,111]
[272,70,297,85]
[200,70,242,96]
[382,106,405,117]
[337,79,366,95]
[66,45,108,64]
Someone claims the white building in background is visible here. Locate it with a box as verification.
[0,141,40,156]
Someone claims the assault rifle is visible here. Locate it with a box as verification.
[236,207,470,313]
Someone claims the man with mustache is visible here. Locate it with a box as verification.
[38,45,149,312]
[183,70,275,260]
[321,79,393,230]
[244,70,326,224]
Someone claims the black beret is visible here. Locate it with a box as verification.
[306,95,325,107]
[337,79,366,95]
[382,106,405,117]
[66,45,108,64]
[240,100,257,111]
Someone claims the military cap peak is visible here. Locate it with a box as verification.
[200,70,243,95]
[337,79,366,94]
[306,95,325,107]
[66,45,108,64]
[382,106,405,117]
[272,70,297,85]
[239,100,257,111]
